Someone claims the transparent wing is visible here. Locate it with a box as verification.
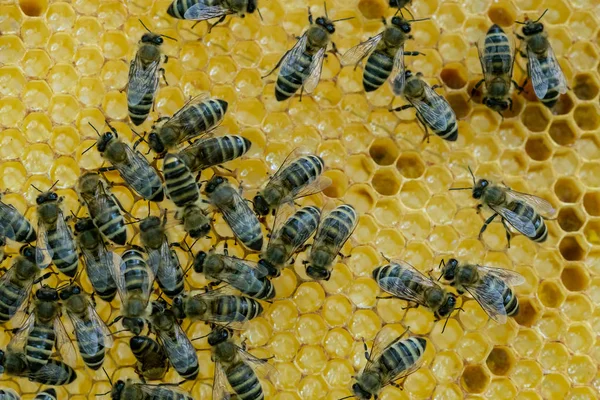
[115,144,160,198]
[54,316,77,367]
[279,34,309,78]
[409,84,451,131]
[189,288,250,329]
[391,46,406,95]
[217,255,269,283]
[288,175,332,202]
[8,312,35,353]
[161,93,222,144]
[82,244,117,292]
[341,34,383,66]
[212,361,231,400]
[128,53,160,106]
[504,188,556,217]
[0,262,34,318]
[311,207,357,256]
[184,0,233,20]
[157,322,198,376]
[303,47,326,94]
[491,205,537,238]
[527,48,549,99]
[267,202,297,249]
[475,264,526,286]
[0,202,25,241]
[236,345,277,379]
[138,382,195,397]
[146,248,161,277]
[110,251,128,303]
[68,300,113,356]
[547,46,568,94]
[377,261,435,306]
[28,360,73,381]
[35,220,53,270]
[219,187,260,244]
[464,283,507,324]
[155,241,183,294]
[268,148,310,180]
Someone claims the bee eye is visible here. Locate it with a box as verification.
[157,37,164,44]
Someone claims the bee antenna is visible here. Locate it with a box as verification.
[408,17,429,22]
[535,9,548,23]
[441,313,451,333]
[30,184,43,193]
[160,33,178,42]
[323,1,328,19]
[338,396,355,400]
[102,367,113,386]
[139,18,152,33]
[81,142,97,155]
[332,16,355,23]
[88,122,101,136]
[105,120,118,136]
[256,7,263,21]
[48,180,59,191]
[467,165,476,185]
[131,129,147,143]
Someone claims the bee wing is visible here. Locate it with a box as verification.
[220,255,269,282]
[162,94,224,145]
[236,345,277,379]
[28,359,72,381]
[8,312,35,353]
[527,48,549,99]
[116,144,161,198]
[66,300,112,356]
[156,321,198,375]
[377,261,434,306]
[490,205,537,238]
[109,251,128,303]
[54,315,78,366]
[183,0,233,20]
[463,281,508,324]
[391,46,406,95]
[212,360,232,400]
[279,34,309,78]
[362,329,414,383]
[408,84,452,131]
[138,382,194,397]
[341,33,383,66]
[0,202,25,241]
[0,262,34,319]
[475,264,526,286]
[128,52,160,106]
[189,288,250,329]
[82,244,118,293]
[218,187,261,244]
[504,188,555,217]
[478,34,515,85]
[35,220,53,270]
[155,240,183,293]
[311,207,357,255]
[268,201,297,246]
[303,47,326,94]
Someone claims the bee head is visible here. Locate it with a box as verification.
[36,286,59,301]
[193,251,207,273]
[437,293,457,318]
[59,284,81,301]
[351,382,372,399]
[141,32,163,45]
[258,259,279,277]
[208,327,231,346]
[172,295,186,318]
[441,258,459,281]
[123,317,144,335]
[140,216,161,232]
[306,265,331,281]
[188,223,211,239]
[522,20,543,36]
[205,176,227,193]
[483,97,509,112]
[112,380,126,399]
[19,245,36,260]
[35,191,58,205]
[404,69,414,80]
[97,132,115,153]
[148,132,165,154]
[316,16,336,33]
[473,179,489,199]
[391,16,411,33]
[74,217,95,233]
[246,0,257,14]
[252,195,269,216]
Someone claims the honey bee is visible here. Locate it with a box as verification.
[139,214,185,299]
[253,149,331,216]
[516,10,568,108]
[10,287,76,373]
[391,70,458,142]
[91,122,164,202]
[0,245,54,323]
[163,153,200,208]
[34,389,57,400]
[110,378,194,400]
[450,167,555,246]
[129,335,168,381]
[269,5,351,101]
[209,326,272,400]
[177,134,251,173]
[347,329,426,399]
[148,300,199,381]
[167,0,259,30]
[259,205,321,277]
[0,349,77,386]
[373,261,458,327]
[177,203,212,239]
[172,288,264,328]
[74,218,119,303]
[439,258,525,323]
[0,388,19,400]
[59,284,113,370]
[111,247,154,335]
[0,236,4,262]
[388,0,413,16]
[77,172,127,246]
[148,94,228,155]
[204,176,263,252]
[34,187,79,278]
[472,24,520,114]
[127,20,173,126]
[305,204,357,281]
[193,247,275,300]
[0,195,36,243]
[341,16,424,93]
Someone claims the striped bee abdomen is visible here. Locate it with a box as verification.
[163,154,200,207]
[93,195,127,246]
[484,25,512,75]
[167,0,199,18]
[25,323,55,371]
[0,281,26,322]
[379,337,426,376]
[122,249,150,292]
[373,263,421,294]
[128,90,155,126]
[364,51,394,92]
[275,53,312,101]
[29,359,77,385]
[507,200,547,242]
[226,362,264,400]
[0,211,36,243]
[186,98,228,134]
[184,135,251,171]
[34,388,57,400]
[47,227,78,277]
[76,321,106,370]
[280,155,324,197]
[212,295,264,322]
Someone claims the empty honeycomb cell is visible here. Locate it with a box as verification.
[565,323,594,353]
[22,80,53,111]
[541,373,570,400]
[45,2,76,32]
[561,263,590,292]
[568,355,596,385]
[538,280,567,308]
[548,119,577,146]
[371,168,401,196]
[457,331,491,363]
[572,73,599,100]
[554,177,583,203]
[461,364,491,394]
[511,360,543,389]
[557,206,584,232]
[486,346,516,376]
[559,234,588,261]
[341,184,375,215]
[368,137,399,166]
[513,297,542,327]
[395,153,425,180]
[583,192,600,216]
[0,97,26,128]
[521,104,551,133]
[471,109,502,134]
[573,104,600,130]
[21,19,50,48]
[561,293,593,322]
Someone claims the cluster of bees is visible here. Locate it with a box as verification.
[0,0,566,398]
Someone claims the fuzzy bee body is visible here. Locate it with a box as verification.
[130,335,168,381]
[0,349,76,386]
[178,135,251,172]
[33,389,57,400]
[110,379,194,400]
[167,0,258,22]
[0,388,19,400]
[163,153,200,208]
[0,197,36,243]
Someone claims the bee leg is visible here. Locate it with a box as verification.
[476,204,483,214]
[501,218,512,248]
[159,68,168,86]
[478,213,498,240]
[470,79,485,100]
[262,50,288,79]
[360,337,373,362]
[405,51,425,57]
[299,85,304,102]
[207,15,227,33]
[512,80,524,93]
[389,104,414,112]
[515,33,525,41]
[376,295,394,299]
[416,114,430,143]
[98,166,117,173]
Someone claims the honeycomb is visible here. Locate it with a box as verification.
[0,0,599,398]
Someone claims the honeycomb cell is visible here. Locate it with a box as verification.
[438,34,468,63]
[580,161,600,188]
[0,97,26,128]
[323,328,353,359]
[540,373,570,400]
[21,19,50,48]
[370,168,400,196]
[45,2,76,32]
[0,66,25,97]
[554,177,583,203]
[559,234,588,261]
[521,104,551,133]
[538,280,566,308]
[561,293,593,322]
[48,95,80,125]
[486,346,516,376]
[457,332,491,364]
[552,149,579,177]
[557,206,584,232]
[431,350,463,383]
[0,162,28,192]
[566,323,594,353]
[0,35,25,65]
[513,297,542,327]
[525,135,554,163]
[548,119,577,147]
[574,104,600,131]
[572,72,599,100]
[568,355,596,385]
[470,109,500,134]
[20,49,52,78]
[568,41,598,71]
[583,192,600,216]
[22,80,53,111]
[48,64,79,94]
[296,345,327,375]
[368,137,399,166]
[561,263,590,292]
[347,309,381,340]
[511,360,543,390]
[487,0,517,26]
[576,134,600,160]
[461,364,491,394]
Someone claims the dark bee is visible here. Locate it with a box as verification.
[388,0,413,15]
[74,218,119,303]
[204,176,263,252]
[172,288,263,328]
[110,378,194,400]
[305,204,357,281]
[390,70,458,142]
[127,20,172,126]
[450,167,555,246]
[193,247,275,300]
[177,203,212,239]
[168,0,259,30]
[34,188,78,278]
[77,172,127,246]
[148,301,199,381]
[148,94,228,155]
[209,326,272,400]
[163,153,200,208]
[129,335,168,381]
[0,245,54,323]
[350,329,426,399]
[177,134,251,173]
[111,247,154,335]
[0,194,36,243]
[373,261,457,326]
[59,284,112,370]
[0,236,4,262]
[34,389,57,400]
[139,214,185,299]
[516,10,567,108]
[472,24,520,114]
[253,149,330,216]
[439,258,525,323]
[93,122,164,202]
[341,16,423,93]
[270,5,351,101]
[0,349,76,386]
[259,205,320,277]
[0,388,19,400]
